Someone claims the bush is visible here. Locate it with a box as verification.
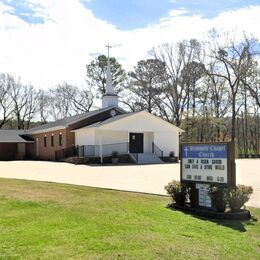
[227,185,253,212]
[165,180,186,206]
[169,151,175,157]
[208,185,228,212]
[111,151,119,158]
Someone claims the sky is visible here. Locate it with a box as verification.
[1,0,260,89]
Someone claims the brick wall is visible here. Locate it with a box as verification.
[29,128,75,161]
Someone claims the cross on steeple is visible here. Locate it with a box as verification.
[105,43,112,59]
[102,43,119,108]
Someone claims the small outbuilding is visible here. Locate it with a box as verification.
[0,130,34,160]
[73,110,182,163]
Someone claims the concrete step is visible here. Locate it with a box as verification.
[130,153,163,164]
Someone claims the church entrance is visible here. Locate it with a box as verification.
[129,133,143,153]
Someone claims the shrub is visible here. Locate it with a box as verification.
[208,185,228,212]
[169,151,175,157]
[165,180,186,206]
[227,185,253,212]
[111,151,119,158]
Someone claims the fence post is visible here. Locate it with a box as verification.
[152,142,154,153]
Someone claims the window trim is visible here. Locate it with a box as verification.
[51,135,54,147]
[59,133,63,146]
[44,136,47,148]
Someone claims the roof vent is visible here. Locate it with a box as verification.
[110,109,116,118]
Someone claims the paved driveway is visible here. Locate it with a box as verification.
[0,159,259,207]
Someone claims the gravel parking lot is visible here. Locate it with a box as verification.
[0,159,259,207]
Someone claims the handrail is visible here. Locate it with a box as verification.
[55,142,129,161]
[55,145,78,161]
[152,142,163,157]
[102,142,128,147]
[130,153,139,163]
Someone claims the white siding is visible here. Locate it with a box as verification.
[101,112,180,133]
[100,112,181,156]
[74,111,182,157]
[144,132,153,153]
[75,128,95,145]
[99,130,128,145]
[154,131,179,157]
[98,130,128,155]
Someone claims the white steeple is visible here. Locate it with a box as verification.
[102,44,119,108]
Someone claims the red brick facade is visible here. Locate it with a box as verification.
[1,107,124,161]
[28,128,75,161]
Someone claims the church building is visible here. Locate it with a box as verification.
[0,53,183,163]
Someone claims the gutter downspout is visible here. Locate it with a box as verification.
[98,129,103,164]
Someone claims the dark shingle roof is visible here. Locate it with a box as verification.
[82,112,137,129]
[0,130,34,143]
[26,106,125,134]
[78,110,184,132]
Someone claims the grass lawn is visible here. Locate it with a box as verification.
[0,178,259,259]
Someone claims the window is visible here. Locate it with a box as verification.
[51,135,54,147]
[44,136,47,147]
[59,133,62,146]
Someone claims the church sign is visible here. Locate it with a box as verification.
[181,143,229,184]
[180,142,236,209]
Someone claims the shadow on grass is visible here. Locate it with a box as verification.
[168,207,257,232]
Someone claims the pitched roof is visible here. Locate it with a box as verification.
[26,106,125,134]
[0,130,34,143]
[75,110,184,132]
[80,112,137,129]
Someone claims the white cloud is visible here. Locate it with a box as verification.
[0,1,260,89]
[167,8,188,17]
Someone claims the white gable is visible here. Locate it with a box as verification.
[99,111,183,133]
[74,111,183,157]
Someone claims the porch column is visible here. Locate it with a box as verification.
[127,131,129,153]
[98,129,103,164]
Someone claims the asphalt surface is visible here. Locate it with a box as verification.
[0,159,259,207]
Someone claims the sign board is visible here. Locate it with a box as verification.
[181,142,235,186]
[196,183,211,208]
[180,142,236,209]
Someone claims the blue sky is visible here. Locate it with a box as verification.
[1,0,260,89]
[81,0,260,30]
[2,0,46,25]
[3,0,260,29]
[76,0,260,30]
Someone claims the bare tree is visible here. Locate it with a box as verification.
[205,64,231,141]
[150,39,204,126]
[9,79,40,129]
[0,73,14,128]
[207,32,259,142]
[242,67,260,108]
[38,90,51,124]
[48,82,94,120]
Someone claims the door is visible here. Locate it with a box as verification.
[129,133,143,153]
[36,138,39,158]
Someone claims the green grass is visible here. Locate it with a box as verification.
[0,178,259,259]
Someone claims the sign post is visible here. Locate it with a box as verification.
[180,142,236,209]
